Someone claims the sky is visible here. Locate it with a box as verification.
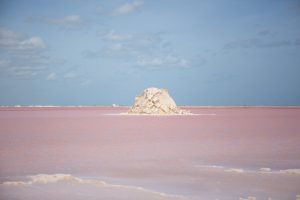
[0,0,300,106]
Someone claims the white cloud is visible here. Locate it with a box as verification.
[0,27,46,51]
[96,33,162,58]
[27,15,85,30]
[110,43,124,51]
[0,59,11,68]
[0,27,51,78]
[112,0,144,16]
[61,69,91,86]
[95,43,132,57]
[64,72,77,79]
[48,15,81,24]
[137,55,189,68]
[47,15,84,30]
[223,38,291,50]
[96,6,104,14]
[12,70,38,77]
[0,28,22,49]
[19,37,46,50]
[4,64,47,78]
[83,42,136,59]
[80,79,92,86]
[0,27,21,39]
[102,30,131,41]
[84,32,201,70]
[46,72,58,81]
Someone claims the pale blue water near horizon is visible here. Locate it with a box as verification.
[0,107,300,200]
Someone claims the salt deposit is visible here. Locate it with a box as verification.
[1,174,186,200]
[128,87,190,115]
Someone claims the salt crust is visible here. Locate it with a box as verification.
[128,87,190,115]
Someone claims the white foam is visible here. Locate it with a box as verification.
[259,168,272,172]
[2,181,27,186]
[30,174,84,184]
[1,174,187,199]
[195,165,245,173]
[278,169,300,175]
[105,113,214,116]
[196,165,225,169]
[195,165,300,175]
[225,168,245,173]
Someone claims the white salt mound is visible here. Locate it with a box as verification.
[128,87,190,115]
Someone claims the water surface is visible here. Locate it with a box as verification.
[0,106,299,199]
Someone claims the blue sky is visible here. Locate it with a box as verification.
[0,0,299,106]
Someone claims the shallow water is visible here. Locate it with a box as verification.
[0,106,300,200]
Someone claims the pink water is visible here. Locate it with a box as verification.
[0,107,300,200]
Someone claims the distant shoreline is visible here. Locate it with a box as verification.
[0,105,299,108]
[0,105,299,112]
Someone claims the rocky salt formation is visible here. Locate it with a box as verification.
[128,87,190,115]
